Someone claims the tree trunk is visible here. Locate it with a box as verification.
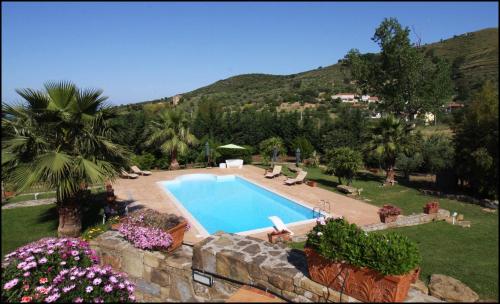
[170,150,180,170]
[385,165,396,185]
[57,201,82,237]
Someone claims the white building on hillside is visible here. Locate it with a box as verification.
[331,93,356,103]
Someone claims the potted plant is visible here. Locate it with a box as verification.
[423,201,439,214]
[378,204,401,223]
[267,229,292,243]
[121,208,190,252]
[306,180,317,187]
[304,218,421,302]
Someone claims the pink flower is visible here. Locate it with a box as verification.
[86,271,95,279]
[39,277,48,284]
[118,282,125,289]
[21,296,33,303]
[109,276,118,283]
[104,284,113,293]
[23,272,30,277]
[73,297,84,303]
[85,286,93,293]
[60,261,66,266]
[93,278,102,285]
[39,257,48,264]
[44,292,60,303]
[71,250,79,256]
[3,278,19,290]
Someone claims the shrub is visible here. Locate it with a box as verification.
[131,153,155,170]
[378,204,402,217]
[305,217,420,275]
[324,147,363,185]
[292,137,314,160]
[1,237,134,302]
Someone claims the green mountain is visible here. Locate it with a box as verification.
[132,27,498,108]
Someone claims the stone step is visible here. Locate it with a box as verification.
[226,285,285,303]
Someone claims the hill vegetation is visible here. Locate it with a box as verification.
[128,28,497,109]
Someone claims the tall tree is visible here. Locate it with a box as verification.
[453,81,498,198]
[145,109,198,170]
[2,81,130,237]
[345,18,454,119]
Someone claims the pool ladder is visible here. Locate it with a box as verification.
[313,200,331,218]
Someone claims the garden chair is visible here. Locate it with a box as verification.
[265,165,282,178]
[130,165,152,176]
[284,170,307,185]
[120,170,139,179]
[268,216,294,235]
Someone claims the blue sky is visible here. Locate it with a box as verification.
[2,2,498,105]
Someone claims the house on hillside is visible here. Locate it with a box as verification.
[443,102,464,113]
[368,96,379,103]
[172,94,183,106]
[331,93,356,103]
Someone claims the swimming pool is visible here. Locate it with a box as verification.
[159,174,318,235]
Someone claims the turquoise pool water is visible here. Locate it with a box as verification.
[160,174,315,234]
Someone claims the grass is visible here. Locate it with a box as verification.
[2,192,56,205]
[1,191,107,257]
[283,165,498,300]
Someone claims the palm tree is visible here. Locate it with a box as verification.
[145,109,197,170]
[2,81,130,237]
[368,114,412,185]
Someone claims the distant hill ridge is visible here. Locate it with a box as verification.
[129,27,498,108]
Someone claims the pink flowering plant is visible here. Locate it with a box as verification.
[1,238,134,303]
[118,223,173,250]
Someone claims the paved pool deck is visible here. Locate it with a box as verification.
[111,165,380,245]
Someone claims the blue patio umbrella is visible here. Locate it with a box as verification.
[295,148,301,167]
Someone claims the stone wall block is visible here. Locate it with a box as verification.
[144,250,165,268]
[135,278,160,296]
[216,250,252,284]
[122,249,144,278]
[150,268,171,287]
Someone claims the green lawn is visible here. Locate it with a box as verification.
[284,165,498,301]
[1,192,106,257]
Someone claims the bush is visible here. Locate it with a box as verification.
[396,152,423,179]
[305,218,421,275]
[259,137,286,165]
[292,137,314,160]
[130,153,155,170]
[324,147,363,185]
[1,238,134,302]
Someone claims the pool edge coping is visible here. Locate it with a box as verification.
[156,173,331,238]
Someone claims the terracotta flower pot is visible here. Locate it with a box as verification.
[111,223,121,231]
[267,231,292,244]
[380,214,398,223]
[164,220,188,253]
[307,181,317,187]
[305,248,414,302]
[4,191,16,198]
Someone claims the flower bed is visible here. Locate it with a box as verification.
[1,238,134,303]
[305,217,421,302]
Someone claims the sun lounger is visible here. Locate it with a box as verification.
[131,165,152,176]
[284,170,307,185]
[265,165,282,178]
[268,216,294,235]
[120,170,139,179]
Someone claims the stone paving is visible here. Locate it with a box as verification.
[111,165,381,245]
[1,198,56,209]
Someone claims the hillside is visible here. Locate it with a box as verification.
[132,27,498,108]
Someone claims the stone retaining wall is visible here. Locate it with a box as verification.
[90,231,358,302]
[419,189,498,209]
[362,209,451,232]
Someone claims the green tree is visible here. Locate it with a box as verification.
[346,18,454,119]
[369,115,412,184]
[145,109,198,170]
[395,152,423,180]
[421,134,454,175]
[292,137,314,160]
[2,81,130,237]
[259,137,286,165]
[324,147,363,186]
[453,81,498,198]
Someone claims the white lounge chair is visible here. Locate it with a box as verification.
[268,216,294,235]
[284,171,307,185]
[265,165,282,178]
[226,159,243,168]
[120,170,139,179]
[130,165,152,176]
